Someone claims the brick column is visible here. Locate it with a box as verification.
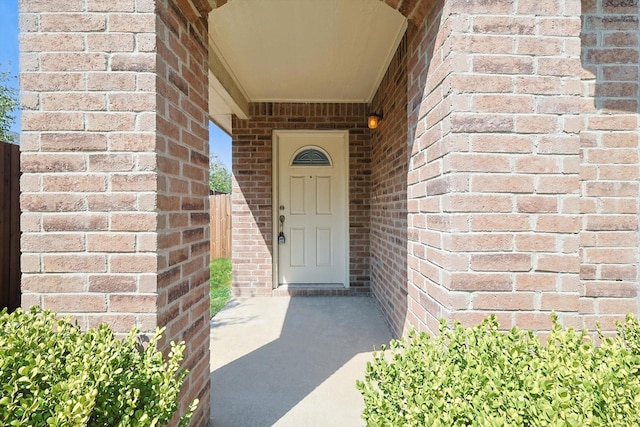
[579,0,640,330]
[408,1,585,333]
[19,0,211,424]
[405,0,452,334]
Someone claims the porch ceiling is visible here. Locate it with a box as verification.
[207,0,407,133]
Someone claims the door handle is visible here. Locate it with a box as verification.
[278,215,286,244]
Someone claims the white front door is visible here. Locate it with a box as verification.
[274,130,349,287]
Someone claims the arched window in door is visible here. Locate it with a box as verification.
[291,147,332,166]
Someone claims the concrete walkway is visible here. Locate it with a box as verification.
[209,296,392,427]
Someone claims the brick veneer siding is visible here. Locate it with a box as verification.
[19,0,211,425]
[369,33,410,336]
[231,103,371,296]
[156,1,211,425]
[404,0,466,334]
[395,0,639,336]
[579,0,640,330]
[402,0,589,334]
[20,0,159,334]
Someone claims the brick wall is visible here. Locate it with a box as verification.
[405,0,462,334]
[232,103,371,296]
[156,1,211,425]
[19,0,211,425]
[579,0,640,330]
[405,1,589,334]
[369,34,409,337]
[20,0,160,335]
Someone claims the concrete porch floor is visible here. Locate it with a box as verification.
[209,296,393,427]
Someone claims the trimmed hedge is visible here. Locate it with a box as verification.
[357,314,640,427]
[0,307,197,426]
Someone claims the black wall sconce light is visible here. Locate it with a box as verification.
[367,112,383,129]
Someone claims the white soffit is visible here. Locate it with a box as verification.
[208,0,407,104]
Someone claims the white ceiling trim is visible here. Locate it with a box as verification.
[208,33,252,104]
[364,19,408,103]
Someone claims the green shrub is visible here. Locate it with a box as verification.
[0,307,197,426]
[357,314,640,427]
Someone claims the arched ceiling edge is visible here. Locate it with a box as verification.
[209,0,431,25]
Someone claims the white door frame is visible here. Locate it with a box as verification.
[272,129,350,289]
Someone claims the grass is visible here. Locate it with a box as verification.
[210,258,232,317]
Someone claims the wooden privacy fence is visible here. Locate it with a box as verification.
[210,193,231,259]
[0,141,21,312]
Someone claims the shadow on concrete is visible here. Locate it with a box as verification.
[208,299,255,330]
[209,297,392,427]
